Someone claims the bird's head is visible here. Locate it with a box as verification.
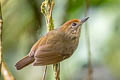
[60,17,89,35]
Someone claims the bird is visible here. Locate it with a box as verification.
[15,17,89,70]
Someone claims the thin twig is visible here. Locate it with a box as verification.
[0,0,3,77]
[0,19,2,78]
[42,66,47,80]
[41,0,60,80]
[85,0,93,80]
[53,63,60,80]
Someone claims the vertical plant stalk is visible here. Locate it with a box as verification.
[0,0,2,76]
[41,0,54,31]
[53,63,60,80]
[0,1,15,80]
[41,0,60,80]
[85,0,93,80]
[42,65,47,80]
[1,62,15,80]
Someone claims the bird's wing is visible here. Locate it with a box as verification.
[32,30,66,66]
[33,44,64,66]
[28,30,55,57]
[28,35,50,57]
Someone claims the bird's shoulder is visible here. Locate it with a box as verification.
[28,29,64,57]
[45,29,65,43]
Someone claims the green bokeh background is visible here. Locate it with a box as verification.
[1,0,120,80]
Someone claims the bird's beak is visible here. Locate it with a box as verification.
[76,17,89,28]
[81,17,89,24]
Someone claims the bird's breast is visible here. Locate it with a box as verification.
[62,37,79,57]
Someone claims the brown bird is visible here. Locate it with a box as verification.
[15,17,89,70]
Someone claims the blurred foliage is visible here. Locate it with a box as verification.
[104,16,120,78]
[1,0,120,80]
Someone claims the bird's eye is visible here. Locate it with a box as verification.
[72,22,77,26]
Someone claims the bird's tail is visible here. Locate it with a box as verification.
[15,56,34,70]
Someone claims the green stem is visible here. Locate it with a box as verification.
[41,0,54,31]
[53,63,60,80]
[0,0,3,77]
[41,0,60,80]
[0,1,15,80]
